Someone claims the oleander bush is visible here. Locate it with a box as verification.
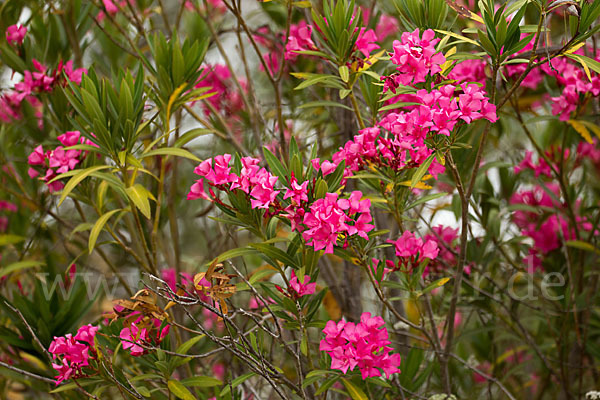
[1,0,600,398]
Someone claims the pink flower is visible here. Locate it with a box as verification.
[5,24,27,46]
[28,145,46,165]
[49,327,98,385]
[355,28,379,58]
[449,58,487,84]
[388,230,439,267]
[300,192,373,253]
[320,312,401,379]
[74,324,99,345]
[283,176,309,204]
[389,29,446,86]
[285,21,315,61]
[288,271,316,297]
[120,323,150,356]
[102,0,119,14]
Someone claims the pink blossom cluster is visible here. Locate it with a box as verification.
[332,126,446,179]
[5,24,26,46]
[188,154,280,210]
[387,230,439,271]
[423,225,468,276]
[386,29,446,87]
[354,27,379,59]
[120,320,170,356]
[577,139,600,170]
[285,21,316,61]
[543,53,600,121]
[319,312,401,379]
[27,131,97,192]
[513,149,562,178]
[49,324,99,385]
[448,58,487,85]
[187,154,374,254]
[279,270,316,298]
[0,59,86,124]
[301,192,374,254]
[510,183,591,270]
[504,35,544,90]
[194,64,247,118]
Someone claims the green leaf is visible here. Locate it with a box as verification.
[142,147,201,162]
[263,147,289,185]
[167,380,195,400]
[298,100,353,111]
[135,386,151,397]
[0,260,45,278]
[180,376,223,387]
[418,277,451,297]
[174,128,214,147]
[89,209,122,254]
[125,184,152,219]
[339,65,350,82]
[435,29,481,47]
[405,193,447,210]
[0,235,25,246]
[58,165,112,206]
[566,240,600,255]
[50,379,102,393]
[219,372,255,397]
[213,247,258,263]
[249,243,299,268]
[341,378,368,400]
[175,334,205,354]
[410,154,435,188]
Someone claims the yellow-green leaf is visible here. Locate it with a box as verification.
[89,209,122,254]
[435,29,481,48]
[126,184,152,219]
[142,147,201,162]
[567,120,593,144]
[167,380,195,400]
[0,260,44,278]
[339,65,350,83]
[57,165,111,206]
[341,378,368,400]
[0,234,25,246]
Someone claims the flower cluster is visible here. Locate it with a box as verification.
[333,126,446,179]
[5,24,26,46]
[354,27,380,59]
[543,53,600,121]
[319,312,401,379]
[49,324,99,385]
[387,230,439,272]
[194,64,247,118]
[448,58,487,85]
[0,59,86,124]
[188,154,374,254]
[279,270,317,298]
[188,154,280,210]
[510,184,591,270]
[386,29,446,87]
[301,192,374,253]
[120,319,170,356]
[423,225,465,276]
[285,21,316,61]
[27,131,97,192]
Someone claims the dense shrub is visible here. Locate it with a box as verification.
[0,0,600,399]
